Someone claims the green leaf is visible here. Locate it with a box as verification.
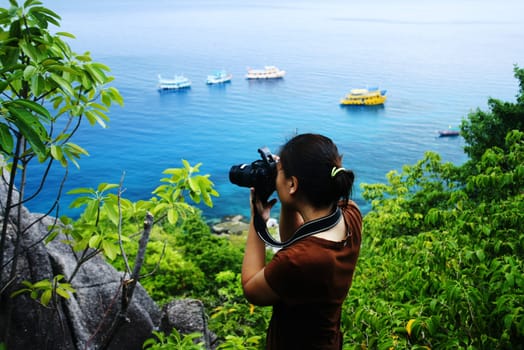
[28,6,61,26]
[44,227,60,244]
[88,234,101,248]
[475,249,486,262]
[84,63,107,84]
[55,31,75,39]
[19,40,41,63]
[97,183,118,193]
[84,110,106,127]
[64,142,89,157]
[50,144,66,165]
[167,208,178,224]
[55,287,71,299]
[188,177,199,193]
[59,284,76,293]
[67,187,95,195]
[105,202,120,226]
[23,65,37,80]
[0,123,14,154]
[107,86,124,106]
[10,288,32,298]
[5,105,47,159]
[50,73,75,97]
[102,240,117,261]
[32,279,52,289]
[68,197,92,208]
[182,159,191,171]
[30,74,45,97]
[40,289,52,306]
[201,188,213,207]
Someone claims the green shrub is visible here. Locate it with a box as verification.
[143,329,204,349]
[343,131,524,349]
[209,271,270,348]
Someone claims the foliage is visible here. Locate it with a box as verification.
[461,65,524,163]
[215,335,262,350]
[0,0,122,342]
[58,159,217,280]
[10,274,74,307]
[139,270,267,349]
[0,0,122,275]
[345,130,524,349]
[361,151,462,238]
[150,161,219,227]
[174,216,244,279]
[110,218,208,304]
[209,271,268,348]
[143,329,204,350]
[108,208,245,304]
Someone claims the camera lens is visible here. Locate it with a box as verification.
[229,164,254,188]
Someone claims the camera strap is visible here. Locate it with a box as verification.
[254,206,342,248]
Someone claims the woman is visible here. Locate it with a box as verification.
[241,133,362,349]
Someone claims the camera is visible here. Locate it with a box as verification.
[229,147,278,202]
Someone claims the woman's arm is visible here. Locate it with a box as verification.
[241,189,280,306]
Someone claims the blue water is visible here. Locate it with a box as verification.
[21,0,524,221]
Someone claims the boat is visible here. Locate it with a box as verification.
[340,87,387,106]
[158,74,191,90]
[438,126,460,137]
[206,70,232,85]
[245,66,285,79]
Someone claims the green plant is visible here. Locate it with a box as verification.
[343,130,524,349]
[113,238,207,303]
[461,65,524,162]
[209,271,270,348]
[174,219,244,279]
[216,335,262,350]
[0,0,123,342]
[143,329,204,350]
[10,274,74,307]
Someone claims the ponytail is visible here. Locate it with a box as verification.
[331,167,354,205]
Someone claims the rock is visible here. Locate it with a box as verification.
[0,168,213,349]
[211,216,249,235]
[0,211,161,350]
[159,299,216,348]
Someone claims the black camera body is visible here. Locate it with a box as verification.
[229,147,278,202]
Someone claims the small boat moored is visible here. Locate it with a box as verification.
[438,126,460,137]
[245,66,286,79]
[206,70,232,85]
[158,74,191,90]
[340,87,387,106]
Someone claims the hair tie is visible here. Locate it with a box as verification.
[331,166,346,178]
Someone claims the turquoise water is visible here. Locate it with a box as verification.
[23,0,524,221]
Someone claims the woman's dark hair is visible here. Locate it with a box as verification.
[279,133,355,208]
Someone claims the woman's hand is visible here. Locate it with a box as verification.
[250,188,277,222]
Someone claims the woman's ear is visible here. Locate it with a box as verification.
[288,176,298,194]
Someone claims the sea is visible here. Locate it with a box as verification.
[15,0,524,222]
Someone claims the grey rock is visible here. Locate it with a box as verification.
[211,215,249,235]
[0,168,212,349]
[160,299,215,348]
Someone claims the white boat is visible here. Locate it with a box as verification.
[206,70,232,84]
[158,74,191,90]
[245,66,285,79]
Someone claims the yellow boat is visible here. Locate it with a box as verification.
[340,87,387,106]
